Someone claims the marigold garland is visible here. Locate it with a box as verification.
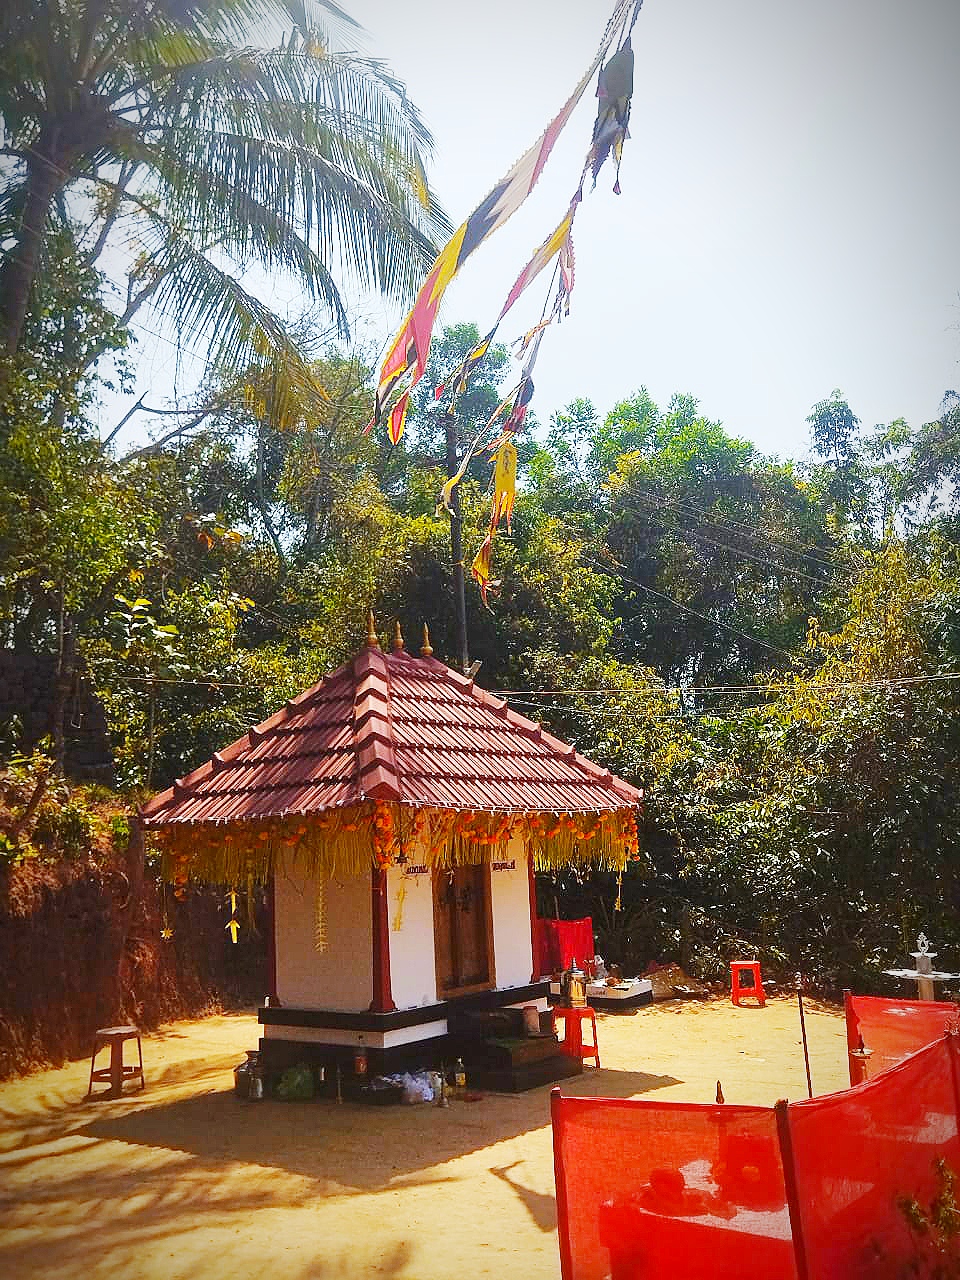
[150,801,643,889]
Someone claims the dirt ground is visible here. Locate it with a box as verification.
[0,996,847,1280]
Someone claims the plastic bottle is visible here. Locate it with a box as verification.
[354,1034,368,1077]
[454,1057,467,1098]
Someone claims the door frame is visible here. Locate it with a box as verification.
[432,861,497,999]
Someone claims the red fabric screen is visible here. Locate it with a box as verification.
[551,1092,798,1280]
[845,992,959,1082]
[537,917,594,976]
[787,1035,960,1279]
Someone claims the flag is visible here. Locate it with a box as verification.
[471,530,496,605]
[497,204,577,320]
[434,328,497,404]
[490,435,518,532]
[432,207,575,410]
[371,0,639,439]
[589,39,635,192]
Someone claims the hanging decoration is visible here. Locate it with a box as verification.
[314,879,327,953]
[425,4,642,603]
[588,38,636,193]
[367,0,641,442]
[225,887,241,943]
[158,877,173,940]
[154,801,642,889]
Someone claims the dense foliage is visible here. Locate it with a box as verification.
[3,6,960,994]
[4,288,960,991]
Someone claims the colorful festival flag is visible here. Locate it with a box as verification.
[370,0,640,439]
[490,436,518,533]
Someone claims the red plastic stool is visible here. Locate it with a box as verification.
[552,1005,601,1067]
[730,960,766,1007]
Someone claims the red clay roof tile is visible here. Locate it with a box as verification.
[140,644,641,826]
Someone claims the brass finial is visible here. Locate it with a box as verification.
[420,623,433,657]
[392,621,404,652]
[366,610,379,648]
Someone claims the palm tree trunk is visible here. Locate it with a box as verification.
[1,137,65,355]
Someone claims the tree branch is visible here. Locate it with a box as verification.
[116,407,216,462]
[101,392,146,449]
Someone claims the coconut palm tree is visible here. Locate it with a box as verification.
[0,0,449,393]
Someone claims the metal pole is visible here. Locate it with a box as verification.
[796,972,813,1098]
[444,409,469,672]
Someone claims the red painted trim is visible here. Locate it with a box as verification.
[527,849,540,981]
[369,865,396,1013]
[266,874,278,1005]
[775,1099,810,1280]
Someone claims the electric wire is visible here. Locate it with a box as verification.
[612,490,849,580]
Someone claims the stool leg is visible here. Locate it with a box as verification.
[574,1015,585,1060]
[731,970,740,1006]
[586,1013,600,1068]
[756,967,766,1008]
[87,1042,99,1098]
[137,1035,144,1089]
[110,1038,123,1098]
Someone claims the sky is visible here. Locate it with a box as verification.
[104,0,960,461]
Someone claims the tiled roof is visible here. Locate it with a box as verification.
[140,641,641,827]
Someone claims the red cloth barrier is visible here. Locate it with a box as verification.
[788,1036,960,1278]
[552,1093,798,1280]
[552,1021,960,1280]
[844,991,959,1082]
[536,917,594,977]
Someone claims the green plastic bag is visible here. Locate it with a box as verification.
[274,1063,314,1101]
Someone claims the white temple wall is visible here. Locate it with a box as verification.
[274,857,372,1011]
[387,841,438,1011]
[274,836,535,1013]
[489,835,534,989]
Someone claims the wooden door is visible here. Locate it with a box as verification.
[433,863,495,997]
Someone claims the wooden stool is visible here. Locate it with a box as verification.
[552,1005,601,1067]
[730,960,766,1007]
[87,1026,144,1099]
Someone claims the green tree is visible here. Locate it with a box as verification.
[0,0,448,395]
[707,542,960,986]
[595,392,841,683]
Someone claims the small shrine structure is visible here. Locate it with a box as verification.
[139,617,642,1081]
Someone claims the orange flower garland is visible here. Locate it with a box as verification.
[153,799,643,886]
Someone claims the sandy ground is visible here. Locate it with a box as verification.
[0,997,847,1280]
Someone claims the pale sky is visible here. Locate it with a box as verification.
[104,0,960,461]
[346,0,960,457]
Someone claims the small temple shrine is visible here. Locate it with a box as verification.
[139,616,642,1090]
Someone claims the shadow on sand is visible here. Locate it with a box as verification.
[79,1066,680,1191]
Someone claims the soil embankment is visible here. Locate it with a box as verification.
[0,860,265,1079]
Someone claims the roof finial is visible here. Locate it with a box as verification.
[420,623,434,657]
[366,610,380,648]
[392,621,404,652]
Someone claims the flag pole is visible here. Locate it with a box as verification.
[796,972,814,1098]
[444,408,470,672]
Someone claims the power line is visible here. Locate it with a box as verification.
[615,503,833,587]
[617,484,848,569]
[614,490,848,581]
[579,551,793,657]
[499,671,960,697]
